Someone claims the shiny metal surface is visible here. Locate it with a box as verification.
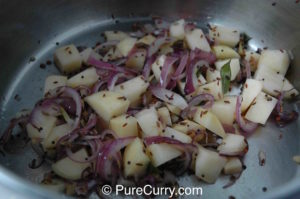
[0,0,299,198]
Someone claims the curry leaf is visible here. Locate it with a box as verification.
[221,61,231,94]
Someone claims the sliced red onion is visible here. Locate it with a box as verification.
[107,73,128,91]
[92,80,106,93]
[110,58,127,66]
[160,56,178,88]
[184,59,209,94]
[189,48,217,65]
[236,96,258,135]
[95,136,135,181]
[147,33,168,57]
[142,54,157,79]
[242,59,251,78]
[76,86,92,97]
[222,124,236,134]
[258,150,266,166]
[223,172,242,189]
[150,86,188,109]
[184,22,196,32]
[172,52,189,80]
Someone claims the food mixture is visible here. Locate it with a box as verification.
[0,17,298,197]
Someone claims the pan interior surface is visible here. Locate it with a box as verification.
[0,1,299,199]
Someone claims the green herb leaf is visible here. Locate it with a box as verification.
[220,61,231,94]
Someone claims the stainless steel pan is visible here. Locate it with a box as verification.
[0,0,299,198]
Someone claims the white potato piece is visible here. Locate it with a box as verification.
[123,138,150,178]
[67,68,99,88]
[109,114,138,138]
[125,49,146,70]
[244,50,260,71]
[54,44,82,73]
[148,143,182,167]
[80,48,102,65]
[208,24,240,47]
[42,124,72,150]
[245,92,278,124]
[159,43,174,55]
[282,78,299,99]
[135,107,162,137]
[215,59,240,81]
[196,80,223,100]
[223,157,243,175]
[102,47,123,62]
[26,112,57,139]
[169,19,185,39]
[185,28,211,52]
[114,75,149,107]
[195,146,227,183]
[177,74,206,94]
[258,50,290,76]
[165,103,181,115]
[84,91,130,122]
[217,134,247,155]
[52,148,90,180]
[254,66,284,96]
[157,107,172,126]
[241,79,263,112]
[104,31,129,41]
[211,96,237,125]
[44,75,67,95]
[212,45,240,59]
[206,69,221,82]
[117,37,137,57]
[137,34,156,45]
[172,119,205,134]
[193,107,226,138]
[162,127,192,143]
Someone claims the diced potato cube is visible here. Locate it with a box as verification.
[80,48,102,65]
[254,66,284,96]
[117,37,137,57]
[42,124,72,150]
[123,138,150,178]
[244,50,260,71]
[84,91,130,122]
[114,75,149,107]
[67,67,98,88]
[157,107,172,126]
[196,80,223,100]
[245,92,278,124]
[54,44,82,73]
[148,144,182,167]
[102,47,123,62]
[223,157,243,175]
[135,107,162,137]
[26,112,57,139]
[44,75,67,94]
[125,49,146,70]
[215,59,240,81]
[169,19,185,39]
[217,134,247,155]
[282,78,299,99]
[212,45,240,59]
[165,103,181,115]
[185,29,211,52]
[258,50,290,76]
[206,69,221,82]
[137,34,156,45]
[172,119,205,134]
[208,24,240,47]
[104,31,129,41]
[193,107,226,138]
[109,114,138,138]
[159,43,174,55]
[52,149,90,180]
[162,127,192,143]
[195,146,227,183]
[241,79,263,112]
[211,96,237,125]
